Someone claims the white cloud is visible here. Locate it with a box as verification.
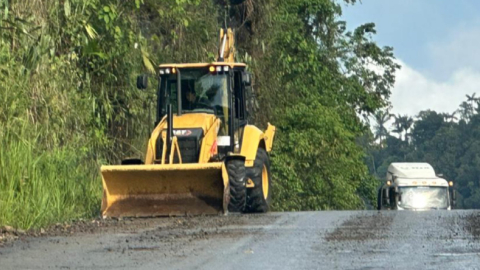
[390,21,480,117]
[427,22,480,79]
[390,59,480,117]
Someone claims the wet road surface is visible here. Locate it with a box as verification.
[1,210,480,269]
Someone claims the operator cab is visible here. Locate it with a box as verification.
[137,62,254,162]
[157,63,250,133]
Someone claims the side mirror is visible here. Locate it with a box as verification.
[452,190,456,208]
[242,72,252,86]
[384,188,390,205]
[394,186,402,200]
[136,74,148,89]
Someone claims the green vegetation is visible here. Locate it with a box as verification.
[0,127,100,228]
[366,94,480,209]
[0,0,149,229]
[264,1,399,210]
[0,0,398,229]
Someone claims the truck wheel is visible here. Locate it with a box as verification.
[377,188,382,210]
[227,158,247,212]
[246,148,272,213]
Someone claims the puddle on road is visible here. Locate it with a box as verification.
[103,245,160,252]
[128,246,160,251]
[433,252,480,257]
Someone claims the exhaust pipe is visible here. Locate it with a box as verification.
[167,104,173,148]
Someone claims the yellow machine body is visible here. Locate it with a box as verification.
[100,28,275,218]
[101,112,275,217]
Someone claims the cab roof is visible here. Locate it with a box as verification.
[159,62,247,68]
[387,163,437,180]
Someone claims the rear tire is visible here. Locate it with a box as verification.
[227,158,247,212]
[246,148,272,213]
[377,188,382,210]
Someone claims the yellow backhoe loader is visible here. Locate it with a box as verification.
[100,28,275,218]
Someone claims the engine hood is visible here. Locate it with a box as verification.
[144,113,220,165]
[156,113,217,134]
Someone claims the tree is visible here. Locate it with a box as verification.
[457,101,473,121]
[403,116,414,142]
[372,110,392,144]
[391,114,403,139]
[266,0,400,210]
[466,93,478,107]
[411,110,444,147]
[392,114,413,142]
[442,112,458,123]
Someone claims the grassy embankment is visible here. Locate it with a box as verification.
[0,127,101,229]
[0,0,149,229]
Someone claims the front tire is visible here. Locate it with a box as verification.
[226,158,247,212]
[246,148,272,213]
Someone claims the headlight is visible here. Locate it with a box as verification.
[165,68,171,74]
[223,66,229,72]
[216,66,222,72]
[159,69,165,75]
[411,194,427,209]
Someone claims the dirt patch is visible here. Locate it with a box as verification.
[0,213,279,248]
[130,214,279,244]
[325,212,394,242]
[0,218,141,248]
[110,214,280,257]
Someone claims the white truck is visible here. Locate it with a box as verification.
[377,163,456,210]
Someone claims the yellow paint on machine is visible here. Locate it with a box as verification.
[101,163,225,218]
[240,123,276,167]
[145,113,218,165]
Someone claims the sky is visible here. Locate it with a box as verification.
[341,0,480,117]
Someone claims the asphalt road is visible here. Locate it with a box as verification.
[1,210,480,269]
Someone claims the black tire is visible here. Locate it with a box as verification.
[377,188,382,210]
[226,158,247,212]
[246,148,272,213]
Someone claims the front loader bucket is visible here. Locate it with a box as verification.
[101,163,226,218]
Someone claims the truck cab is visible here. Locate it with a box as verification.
[377,163,456,210]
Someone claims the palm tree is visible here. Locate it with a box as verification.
[457,101,473,121]
[466,93,479,111]
[403,116,414,143]
[392,114,404,140]
[393,114,414,142]
[442,111,458,123]
[373,110,391,144]
[466,93,477,102]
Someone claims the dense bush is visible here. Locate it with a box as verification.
[0,0,397,228]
